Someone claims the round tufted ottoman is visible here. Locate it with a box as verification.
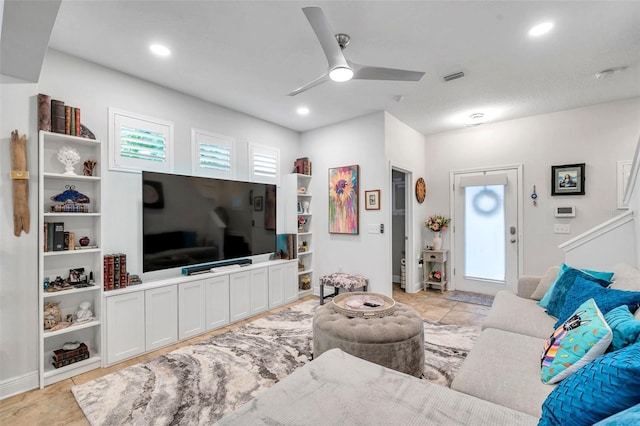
[313,302,425,377]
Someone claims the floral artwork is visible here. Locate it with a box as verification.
[329,165,359,234]
[425,215,450,232]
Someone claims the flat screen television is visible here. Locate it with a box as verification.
[142,171,277,272]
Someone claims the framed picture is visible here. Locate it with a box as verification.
[551,163,585,196]
[328,164,359,234]
[365,190,380,210]
[254,196,263,211]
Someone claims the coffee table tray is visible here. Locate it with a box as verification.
[331,292,396,318]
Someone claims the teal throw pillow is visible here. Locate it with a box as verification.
[603,305,640,351]
[538,264,613,309]
[545,268,611,319]
[594,404,640,426]
[539,342,640,426]
[555,276,640,328]
[540,298,612,384]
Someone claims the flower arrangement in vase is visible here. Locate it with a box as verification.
[428,270,442,282]
[425,215,451,250]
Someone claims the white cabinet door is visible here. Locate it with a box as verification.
[106,291,145,365]
[268,264,285,310]
[206,275,230,331]
[146,285,178,351]
[251,267,269,315]
[229,271,251,322]
[283,261,299,304]
[179,280,206,339]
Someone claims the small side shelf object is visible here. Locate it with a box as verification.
[422,249,448,293]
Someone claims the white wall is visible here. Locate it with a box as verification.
[384,113,428,292]
[0,49,300,395]
[424,97,640,275]
[301,112,389,295]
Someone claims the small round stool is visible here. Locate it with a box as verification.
[312,302,425,377]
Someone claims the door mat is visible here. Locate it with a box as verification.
[445,291,494,307]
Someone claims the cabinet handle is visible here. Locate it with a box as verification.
[429,255,436,259]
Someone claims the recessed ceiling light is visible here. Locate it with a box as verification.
[465,113,486,126]
[297,106,310,115]
[528,22,554,37]
[150,44,171,57]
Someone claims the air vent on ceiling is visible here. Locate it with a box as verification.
[443,71,465,82]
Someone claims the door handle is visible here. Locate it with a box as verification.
[510,238,516,243]
[510,226,516,235]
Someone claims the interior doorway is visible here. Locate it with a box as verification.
[391,169,408,291]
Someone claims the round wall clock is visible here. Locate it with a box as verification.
[415,178,426,203]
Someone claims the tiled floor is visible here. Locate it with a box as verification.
[0,286,489,425]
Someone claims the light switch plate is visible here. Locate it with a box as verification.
[554,224,571,234]
[368,224,379,234]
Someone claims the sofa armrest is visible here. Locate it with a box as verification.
[517,275,541,299]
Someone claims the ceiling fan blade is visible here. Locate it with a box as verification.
[351,62,425,81]
[302,7,349,70]
[288,73,330,96]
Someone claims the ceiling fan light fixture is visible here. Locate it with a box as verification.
[329,66,353,82]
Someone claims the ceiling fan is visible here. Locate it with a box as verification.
[288,6,425,96]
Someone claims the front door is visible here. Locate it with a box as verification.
[451,166,521,295]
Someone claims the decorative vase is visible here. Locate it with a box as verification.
[79,236,90,246]
[432,232,442,250]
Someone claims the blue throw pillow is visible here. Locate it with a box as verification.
[539,342,640,426]
[555,277,640,328]
[603,305,640,351]
[545,268,611,319]
[539,264,614,309]
[594,404,640,425]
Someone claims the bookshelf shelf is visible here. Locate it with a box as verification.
[38,130,103,389]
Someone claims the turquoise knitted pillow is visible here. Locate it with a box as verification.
[545,268,611,319]
[603,305,640,351]
[555,277,640,328]
[538,264,614,309]
[539,342,640,426]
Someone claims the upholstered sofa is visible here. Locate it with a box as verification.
[218,263,640,425]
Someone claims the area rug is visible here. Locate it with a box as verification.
[72,299,479,425]
[445,290,495,307]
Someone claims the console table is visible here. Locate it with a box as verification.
[422,249,448,293]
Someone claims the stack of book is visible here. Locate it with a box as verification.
[38,93,82,136]
[294,157,312,175]
[103,253,129,291]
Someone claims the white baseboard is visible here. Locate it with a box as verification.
[0,371,39,400]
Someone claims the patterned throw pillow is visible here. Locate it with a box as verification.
[544,268,611,319]
[539,342,640,426]
[541,298,612,384]
[554,276,640,328]
[603,305,640,351]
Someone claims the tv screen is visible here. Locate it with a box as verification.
[142,171,277,272]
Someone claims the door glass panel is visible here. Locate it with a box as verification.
[464,185,505,282]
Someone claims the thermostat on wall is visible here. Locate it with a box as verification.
[555,206,576,217]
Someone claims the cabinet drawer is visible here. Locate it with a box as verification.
[424,251,447,262]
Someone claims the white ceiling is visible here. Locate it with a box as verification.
[46,1,640,135]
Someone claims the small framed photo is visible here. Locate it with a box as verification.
[365,190,381,210]
[254,196,264,211]
[551,163,585,196]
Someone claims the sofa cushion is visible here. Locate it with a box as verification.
[603,305,640,351]
[451,328,554,418]
[218,348,539,426]
[545,268,611,319]
[539,342,640,426]
[554,277,640,328]
[531,266,560,301]
[538,264,613,310]
[541,299,612,384]
[482,290,556,339]
[610,262,640,291]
